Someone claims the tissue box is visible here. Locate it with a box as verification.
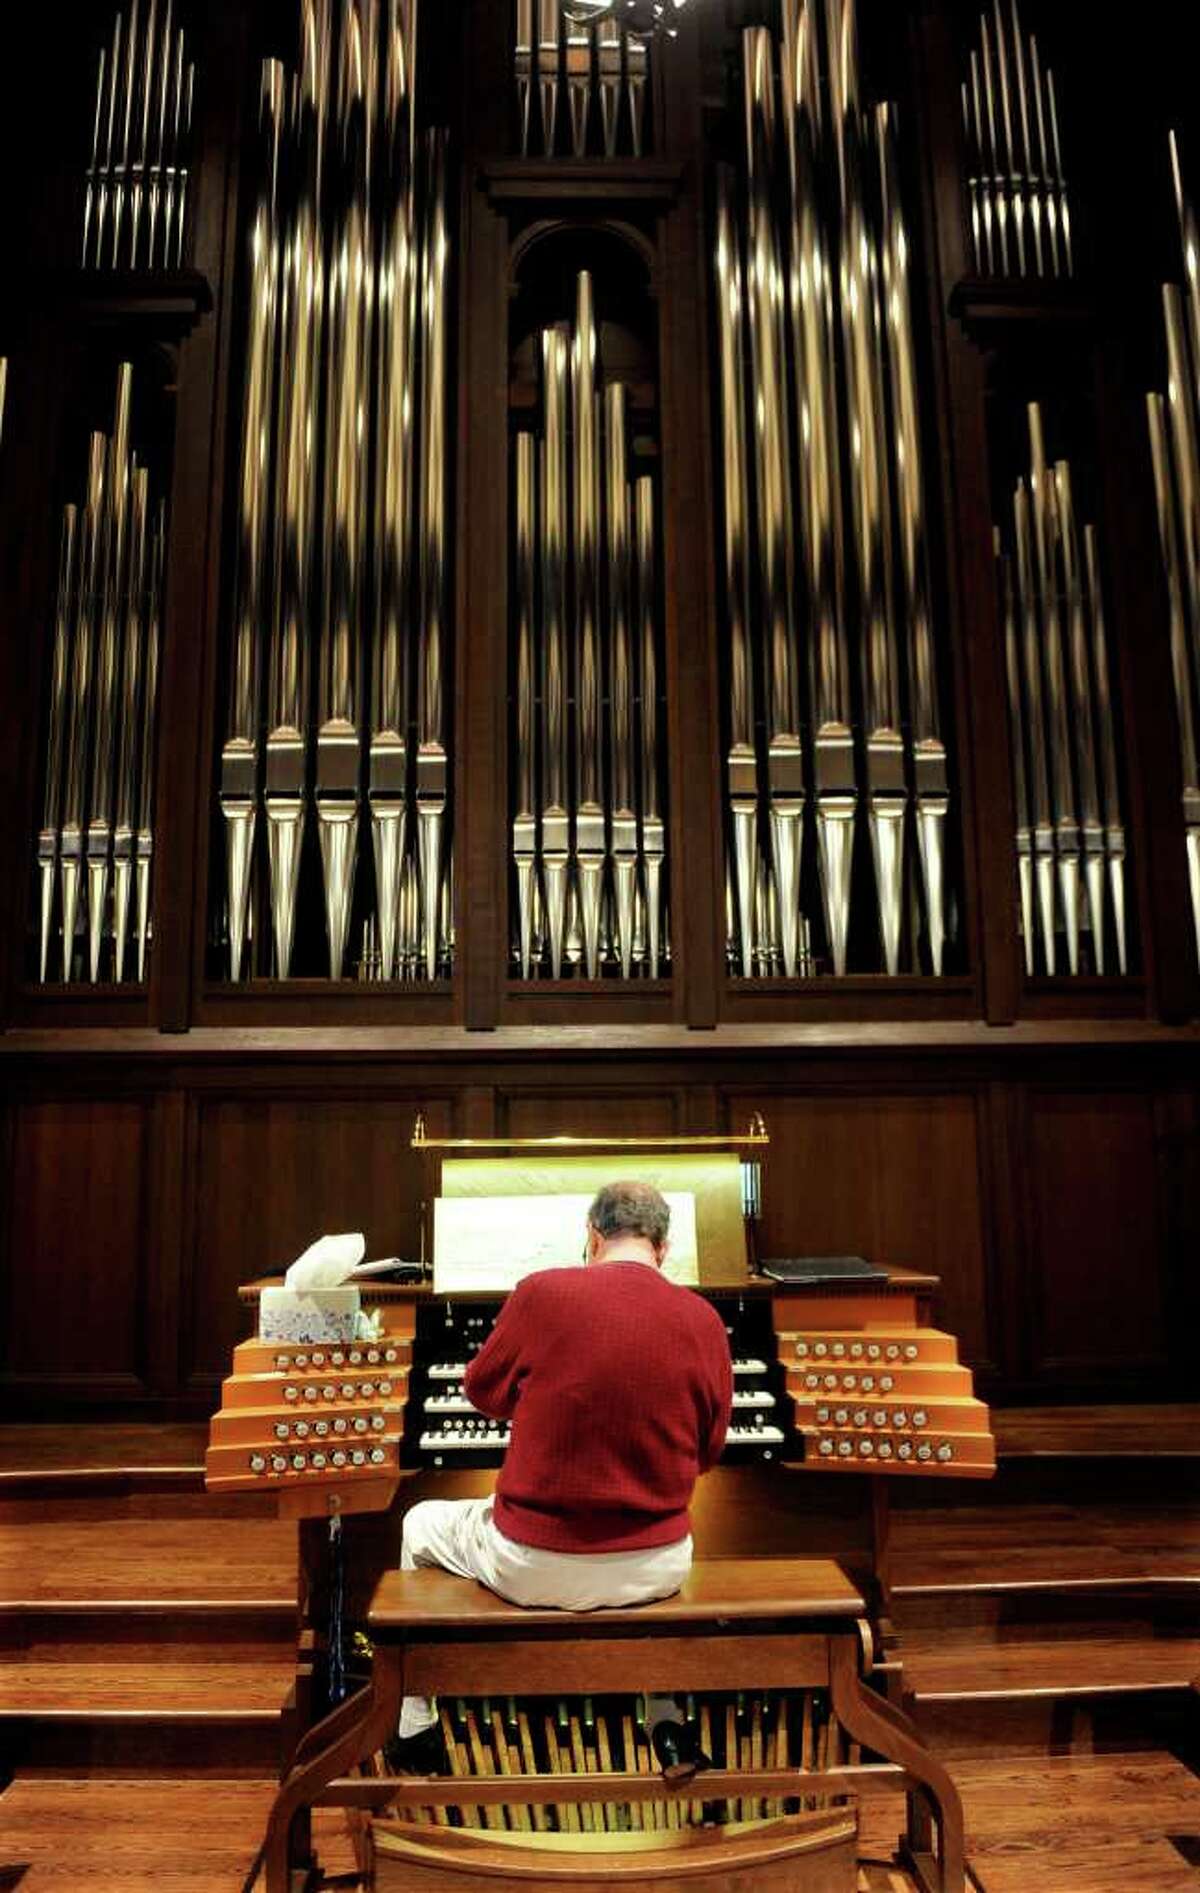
[259,1286,361,1344]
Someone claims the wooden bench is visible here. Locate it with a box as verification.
[261,1557,964,1893]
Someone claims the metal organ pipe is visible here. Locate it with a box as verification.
[371,0,417,985]
[317,0,377,981]
[574,275,605,977]
[35,368,166,984]
[416,128,450,983]
[635,475,664,978]
[112,462,150,982]
[511,275,669,981]
[222,59,284,983]
[513,433,538,980]
[714,165,757,981]
[743,27,804,981]
[781,0,854,981]
[38,508,80,983]
[81,2,194,270]
[963,7,1070,279]
[228,0,451,983]
[85,363,134,984]
[1147,135,1200,963]
[997,419,1127,978]
[266,0,329,979]
[717,9,949,977]
[606,382,637,980]
[539,326,571,979]
[876,103,948,975]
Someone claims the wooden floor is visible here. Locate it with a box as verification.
[0,1760,1197,1892]
[0,1409,1196,1891]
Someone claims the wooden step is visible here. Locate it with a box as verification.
[0,1422,209,1477]
[0,1497,296,1609]
[903,1630,1200,1702]
[889,1493,1200,1591]
[894,1581,1200,1639]
[991,1404,1200,1459]
[859,1748,1200,1893]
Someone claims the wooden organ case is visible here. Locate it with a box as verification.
[206,1119,994,1888]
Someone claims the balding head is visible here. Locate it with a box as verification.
[585,1181,671,1265]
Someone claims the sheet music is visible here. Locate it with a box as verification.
[433,1192,699,1294]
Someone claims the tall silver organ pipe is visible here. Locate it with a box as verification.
[222,60,285,985]
[876,104,948,976]
[511,274,669,980]
[961,5,1071,279]
[85,364,134,985]
[317,0,377,980]
[221,0,451,982]
[714,166,757,980]
[82,2,194,269]
[574,275,605,977]
[1146,133,1200,964]
[996,408,1127,977]
[416,127,451,983]
[635,475,664,978]
[781,0,854,981]
[539,326,571,979]
[371,0,418,985]
[265,0,330,980]
[744,27,804,980]
[829,0,907,979]
[605,382,637,979]
[112,463,150,982]
[715,9,952,977]
[34,366,166,984]
[37,507,80,983]
[513,433,538,980]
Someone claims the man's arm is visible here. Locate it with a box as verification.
[698,1319,734,1472]
[462,1280,534,1420]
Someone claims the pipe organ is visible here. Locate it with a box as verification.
[205,1128,992,1874]
[1147,131,1200,966]
[960,4,1072,281]
[995,404,1128,978]
[218,0,452,984]
[31,361,167,986]
[514,1,658,159]
[510,273,668,982]
[715,5,949,983]
[82,2,195,271]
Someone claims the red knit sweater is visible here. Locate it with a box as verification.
[462,1263,733,1552]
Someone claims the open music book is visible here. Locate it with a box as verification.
[433,1192,699,1295]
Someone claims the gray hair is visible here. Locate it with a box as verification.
[587,1180,670,1248]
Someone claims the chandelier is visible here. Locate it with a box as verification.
[561,1,691,42]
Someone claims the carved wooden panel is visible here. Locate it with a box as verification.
[726,1090,991,1368]
[186,1095,453,1384]
[1023,1088,1169,1380]
[0,1099,150,1390]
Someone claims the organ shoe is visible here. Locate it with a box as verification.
[650,1718,713,1785]
[384,1722,450,1777]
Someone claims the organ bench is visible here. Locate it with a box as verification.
[262,1558,966,1893]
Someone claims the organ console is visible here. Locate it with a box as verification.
[205,1119,994,1886]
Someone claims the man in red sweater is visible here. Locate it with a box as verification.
[396,1180,732,1758]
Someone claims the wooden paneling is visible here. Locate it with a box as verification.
[727,1091,991,1368]
[0,1100,151,1391]
[1023,1090,1169,1381]
[501,1091,682,1141]
[186,1096,452,1384]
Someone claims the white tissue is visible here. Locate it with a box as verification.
[284,1232,365,1291]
